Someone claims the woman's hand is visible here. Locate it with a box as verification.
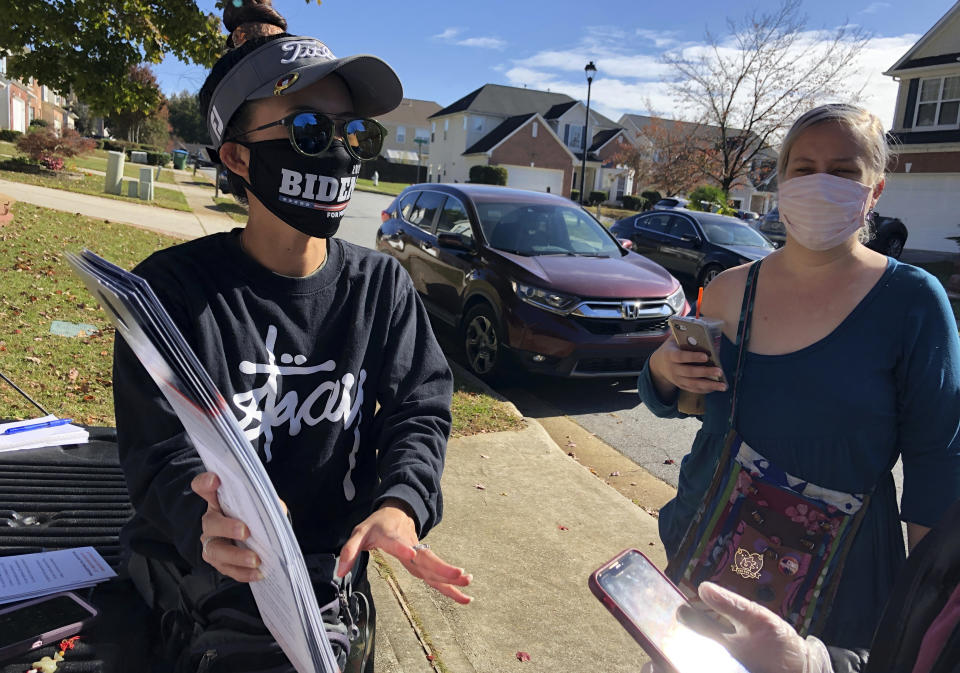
[696,582,832,673]
[338,498,473,605]
[191,472,264,582]
[648,338,728,401]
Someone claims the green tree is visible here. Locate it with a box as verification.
[106,65,167,144]
[687,185,729,212]
[0,1,318,116]
[167,91,208,144]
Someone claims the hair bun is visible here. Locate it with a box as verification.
[224,0,287,48]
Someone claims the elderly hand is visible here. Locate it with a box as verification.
[191,471,265,582]
[649,338,728,397]
[696,582,833,673]
[338,498,473,605]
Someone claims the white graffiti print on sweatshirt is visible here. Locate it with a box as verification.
[233,325,366,500]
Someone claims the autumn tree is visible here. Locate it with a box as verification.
[615,118,714,198]
[167,91,208,145]
[661,0,868,193]
[0,1,317,117]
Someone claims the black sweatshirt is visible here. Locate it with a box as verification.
[113,230,453,569]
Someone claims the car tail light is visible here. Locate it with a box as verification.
[618,238,633,249]
[381,210,391,223]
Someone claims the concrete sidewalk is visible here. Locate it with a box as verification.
[0,177,234,239]
[371,412,665,673]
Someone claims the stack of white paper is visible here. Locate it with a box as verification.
[0,547,117,604]
[67,250,338,673]
[0,415,89,453]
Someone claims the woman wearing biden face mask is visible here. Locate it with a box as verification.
[639,104,960,649]
[112,2,470,671]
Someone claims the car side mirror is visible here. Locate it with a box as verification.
[437,232,474,252]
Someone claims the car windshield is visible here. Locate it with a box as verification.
[700,218,773,248]
[475,202,622,257]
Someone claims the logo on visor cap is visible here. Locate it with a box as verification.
[279,39,335,65]
[274,72,299,96]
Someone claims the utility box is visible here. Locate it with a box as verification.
[130,151,147,164]
[138,167,154,201]
[105,151,124,195]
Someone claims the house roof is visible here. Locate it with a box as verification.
[544,101,578,119]
[377,98,442,126]
[885,2,960,74]
[463,113,538,154]
[589,128,621,152]
[430,84,576,119]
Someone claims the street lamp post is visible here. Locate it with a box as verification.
[579,61,597,205]
[414,137,428,183]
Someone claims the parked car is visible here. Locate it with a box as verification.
[757,207,908,258]
[652,197,690,211]
[610,210,774,287]
[736,210,760,223]
[376,184,690,380]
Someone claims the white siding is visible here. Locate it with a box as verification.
[876,172,960,252]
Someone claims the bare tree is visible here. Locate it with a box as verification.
[614,117,716,198]
[662,0,868,193]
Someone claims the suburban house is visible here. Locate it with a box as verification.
[879,1,960,253]
[0,56,76,134]
[427,84,637,201]
[0,56,42,133]
[619,113,778,214]
[376,97,441,173]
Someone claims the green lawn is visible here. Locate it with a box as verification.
[0,202,522,436]
[213,196,248,223]
[0,168,191,212]
[355,178,407,197]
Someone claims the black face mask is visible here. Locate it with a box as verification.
[238,139,361,238]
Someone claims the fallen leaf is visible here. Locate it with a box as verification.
[649,542,655,546]
[609,471,620,477]
[426,654,435,662]
[567,451,576,459]
[480,454,489,459]
[68,368,79,382]
[25,356,41,364]
[558,525,569,531]
[516,652,531,662]
[566,441,577,448]
[630,482,637,486]
[663,459,675,465]
[588,468,598,476]
[475,483,486,490]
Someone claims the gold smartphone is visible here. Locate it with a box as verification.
[667,316,726,384]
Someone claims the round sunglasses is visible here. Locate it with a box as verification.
[226,111,387,162]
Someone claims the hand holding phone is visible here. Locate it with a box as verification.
[0,592,97,663]
[667,316,726,384]
[589,550,748,673]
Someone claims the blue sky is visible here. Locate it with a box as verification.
[155,0,954,129]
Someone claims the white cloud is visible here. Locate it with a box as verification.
[433,27,461,40]
[635,28,680,48]
[434,26,506,50]
[860,2,891,15]
[502,25,921,131]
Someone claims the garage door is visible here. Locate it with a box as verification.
[11,97,25,133]
[502,165,564,195]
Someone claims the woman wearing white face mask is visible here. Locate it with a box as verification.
[638,104,960,650]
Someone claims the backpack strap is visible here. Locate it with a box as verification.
[728,260,762,430]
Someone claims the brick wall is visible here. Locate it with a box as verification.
[490,119,574,195]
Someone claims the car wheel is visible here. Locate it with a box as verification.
[462,304,503,381]
[699,264,724,287]
[884,236,905,259]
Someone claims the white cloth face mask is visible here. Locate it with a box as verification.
[778,173,873,251]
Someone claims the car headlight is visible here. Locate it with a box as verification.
[666,285,686,314]
[512,282,580,315]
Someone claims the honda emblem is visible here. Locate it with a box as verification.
[622,301,642,319]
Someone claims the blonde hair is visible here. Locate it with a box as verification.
[777,104,889,186]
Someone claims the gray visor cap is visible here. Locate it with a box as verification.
[206,36,403,147]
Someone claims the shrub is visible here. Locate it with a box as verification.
[0,156,43,173]
[29,119,49,128]
[39,156,65,171]
[15,128,95,168]
[687,184,729,212]
[468,165,508,185]
[621,195,648,211]
[0,129,22,142]
[640,190,662,208]
[588,190,608,206]
[102,139,130,152]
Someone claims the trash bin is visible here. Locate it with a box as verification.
[172,150,188,170]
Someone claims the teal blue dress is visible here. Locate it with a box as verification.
[638,258,960,649]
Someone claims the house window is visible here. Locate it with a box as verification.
[532,122,538,138]
[0,57,5,76]
[565,123,583,149]
[415,128,430,142]
[915,76,960,128]
[444,118,449,141]
[464,116,468,130]
[474,116,484,131]
[396,126,406,143]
